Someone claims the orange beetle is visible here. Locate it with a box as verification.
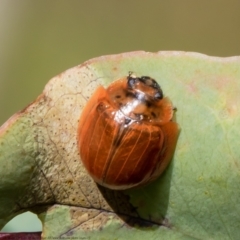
[78,73,179,190]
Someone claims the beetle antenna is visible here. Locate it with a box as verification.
[128,71,133,77]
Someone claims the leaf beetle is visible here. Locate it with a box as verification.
[78,73,179,190]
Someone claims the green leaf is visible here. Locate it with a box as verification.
[0,51,240,239]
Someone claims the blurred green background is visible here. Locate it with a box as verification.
[1,0,240,233]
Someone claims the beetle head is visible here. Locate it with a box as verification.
[127,74,163,101]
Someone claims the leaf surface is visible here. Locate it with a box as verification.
[0,51,240,239]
